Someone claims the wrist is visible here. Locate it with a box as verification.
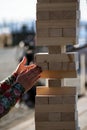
[13,82,25,94]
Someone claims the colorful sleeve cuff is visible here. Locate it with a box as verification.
[0,82,25,118]
[0,73,18,95]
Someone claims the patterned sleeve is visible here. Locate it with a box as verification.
[0,82,25,118]
[0,73,18,95]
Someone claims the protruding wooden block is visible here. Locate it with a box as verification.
[41,70,77,78]
[36,62,49,70]
[35,96,49,104]
[69,62,76,70]
[49,62,62,70]
[62,62,76,70]
[36,87,77,95]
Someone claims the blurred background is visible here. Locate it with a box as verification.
[0,0,87,130]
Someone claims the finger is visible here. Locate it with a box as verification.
[27,69,41,80]
[20,69,28,75]
[31,75,41,85]
[27,69,41,79]
[26,64,36,70]
[29,65,42,73]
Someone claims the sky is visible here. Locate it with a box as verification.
[80,0,87,22]
[0,0,87,23]
[0,0,37,23]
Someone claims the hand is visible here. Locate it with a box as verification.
[14,56,36,75]
[16,65,42,92]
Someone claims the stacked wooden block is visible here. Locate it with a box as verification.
[35,0,80,130]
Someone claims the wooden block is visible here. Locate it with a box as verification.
[36,10,76,20]
[36,37,76,46]
[35,125,64,130]
[37,0,50,3]
[37,10,76,20]
[62,95,77,104]
[50,0,78,2]
[37,3,77,11]
[37,29,48,37]
[36,87,77,95]
[46,79,62,87]
[36,20,76,28]
[48,95,77,104]
[37,11,49,20]
[48,46,62,54]
[49,112,61,121]
[69,62,76,70]
[49,11,76,20]
[62,62,76,71]
[35,112,49,121]
[62,62,69,70]
[36,125,77,130]
[63,28,76,37]
[37,0,78,3]
[49,95,63,104]
[41,70,77,78]
[35,62,49,70]
[49,62,62,70]
[37,28,63,37]
[36,122,76,129]
[35,104,76,112]
[49,28,63,37]
[61,112,75,121]
[35,53,75,62]
[35,96,49,104]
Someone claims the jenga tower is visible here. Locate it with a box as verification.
[35,0,80,130]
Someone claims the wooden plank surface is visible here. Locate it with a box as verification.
[35,122,76,129]
[36,87,77,95]
[37,10,76,20]
[36,20,76,28]
[35,53,75,62]
[40,70,77,78]
[36,37,76,46]
[35,104,76,112]
[37,3,77,11]
[37,0,78,3]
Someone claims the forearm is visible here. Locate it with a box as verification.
[0,82,25,118]
[0,73,18,95]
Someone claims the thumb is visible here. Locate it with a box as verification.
[21,56,27,65]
